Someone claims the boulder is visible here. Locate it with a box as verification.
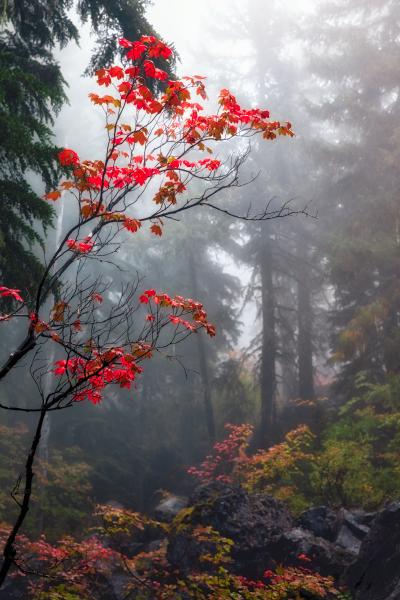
[264,527,355,580]
[188,481,293,541]
[345,501,400,600]
[297,506,340,542]
[168,483,352,581]
[1,578,29,600]
[335,509,371,554]
[298,505,374,555]
[168,481,293,577]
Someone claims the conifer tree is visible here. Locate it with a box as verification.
[0,0,172,296]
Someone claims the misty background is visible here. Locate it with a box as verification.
[1,0,399,553]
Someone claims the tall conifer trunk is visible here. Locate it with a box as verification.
[297,256,315,400]
[188,250,216,443]
[257,234,276,446]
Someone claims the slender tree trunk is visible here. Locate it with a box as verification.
[0,408,47,588]
[0,330,35,381]
[257,234,276,447]
[135,377,148,512]
[196,331,215,443]
[297,259,315,401]
[188,250,216,443]
[37,413,50,534]
[280,340,298,403]
[180,396,198,463]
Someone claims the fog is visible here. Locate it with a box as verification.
[0,1,399,597]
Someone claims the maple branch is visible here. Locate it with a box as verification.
[0,408,47,586]
[205,197,311,221]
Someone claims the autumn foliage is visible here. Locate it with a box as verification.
[2,504,340,599]
[41,34,293,243]
[187,423,253,483]
[0,33,295,591]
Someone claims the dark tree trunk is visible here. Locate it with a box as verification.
[0,330,35,381]
[188,250,216,443]
[257,234,276,447]
[0,408,46,588]
[297,259,315,401]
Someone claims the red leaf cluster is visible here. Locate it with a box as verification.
[54,348,144,404]
[58,148,80,166]
[0,286,23,302]
[67,237,94,253]
[140,290,216,336]
[187,423,253,482]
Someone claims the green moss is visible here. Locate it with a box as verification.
[171,506,195,532]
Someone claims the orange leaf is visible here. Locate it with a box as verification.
[61,181,74,190]
[44,190,61,201]
[34,321,49,334]
[51,301,68,323]
[80,204,92,219]
[124,217,142,233]
[150,224,162,236]
[132,130,147,145]
[88,93,101,104]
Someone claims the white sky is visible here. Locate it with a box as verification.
[55,0,317,149]
[147,0,316,79]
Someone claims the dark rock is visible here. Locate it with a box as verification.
[335,509,370,554]
[168,481,293,578]
[386,580,400,600]
[93,574,120,600]
[345,501,400,600]
[298,505,374,555]
[145,538,166,552]
[297,506,340,542]
[335,523,363,554]
[265,527,355,580]
[107,572,132,600]
[167,530,208,575]
[168,483,360,583]
[348,509,376,528]
[187,481,294,543]
[1,578,29,600]
[341,509,371,537]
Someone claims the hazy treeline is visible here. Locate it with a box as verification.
[1,0,399,536]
